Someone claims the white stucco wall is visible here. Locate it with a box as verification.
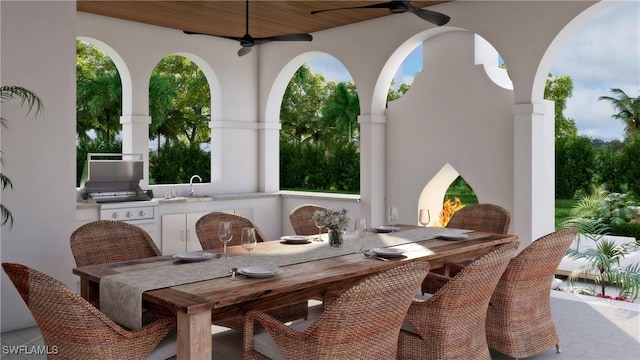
[1,0,77,331]
[385,30,515,228]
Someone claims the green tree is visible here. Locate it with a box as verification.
[1,86,43,227]
[320,82,360,143]
[545,73,577,138]
[280,65,328,144]
[617,133,640,195]
[387,81,411,103]
[598,88,640,137]
[76,41,119,139]
[77,73,123,138]
[555,135,596,198]
[151,55,211,146]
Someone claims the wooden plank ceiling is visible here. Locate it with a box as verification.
[77,1,451,38]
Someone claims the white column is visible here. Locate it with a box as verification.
[512,101,555,248]
[258,121,282,193]
[358,114,387,227]
[120,115,151,186]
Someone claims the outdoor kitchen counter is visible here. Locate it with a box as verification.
[76,192,280,209]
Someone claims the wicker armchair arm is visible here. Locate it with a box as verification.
[421,271,453,295]
[244,310,305,359]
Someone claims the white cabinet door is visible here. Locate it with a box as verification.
[162,213,185,255]
[162,212,208,255]
[186,212,207,252]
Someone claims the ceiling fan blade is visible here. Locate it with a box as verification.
[183,30,244,42]
[409,7,451,26]
[238,46,252,57]
[256,34,313,43]
[310,2,394,15]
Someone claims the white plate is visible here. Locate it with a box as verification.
[238,265,283,278]
[280,235,311,244]
[437,233,469,241]
[172,252,214,262]
[371,247,406,258]
[374,225,400,233]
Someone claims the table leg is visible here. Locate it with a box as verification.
[176,308,212,360]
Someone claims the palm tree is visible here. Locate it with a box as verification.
[598,88,640,137]
[1,86,43,227]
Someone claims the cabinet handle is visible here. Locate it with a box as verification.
[180,230,185,242]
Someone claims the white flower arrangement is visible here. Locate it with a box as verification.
[312,208,350,231]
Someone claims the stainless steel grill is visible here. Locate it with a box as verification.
[80,154,158,222]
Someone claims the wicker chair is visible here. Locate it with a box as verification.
[244,261,430,360]
[195,212,268,250]
[70,220,161,267]
[398,242,518,360]
[446,203,511,234]
[195,212,309,332]
[436,203,511,278]
[2,263,175,360]
[486,228,578,359]
[289,204,327,236]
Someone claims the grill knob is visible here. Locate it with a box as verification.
[112,212,119,219]
[126,211,133,218]
[139,210,146,217]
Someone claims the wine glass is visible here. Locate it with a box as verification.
[218,221,233,259]
[418,209,431,227]
[387,205,399,227]
[354,218,368,252]
[418,208,431,237]
[313,217,324,242]
[241,227,257,257]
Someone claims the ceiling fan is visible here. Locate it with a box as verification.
[311,0,450,27]
[184,0,313,57]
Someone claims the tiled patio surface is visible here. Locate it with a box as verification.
[2,291,638,359]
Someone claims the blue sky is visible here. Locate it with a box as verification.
[306,1,639,141]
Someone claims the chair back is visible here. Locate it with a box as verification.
[486,228,578,357]
[303,261,430,359]
[70,220,161,267]
[402,242,518,359]
[2,262,174,359]
[446,203,511,234]
[289,204,328,236]
[195,212,267,250]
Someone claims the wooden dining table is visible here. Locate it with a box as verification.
[73,226,517,359]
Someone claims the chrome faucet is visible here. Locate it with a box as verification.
[189,175,202,196]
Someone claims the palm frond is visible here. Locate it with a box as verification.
[1,204,13,229]
[0,86,43,128]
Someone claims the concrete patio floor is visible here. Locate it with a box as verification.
[1,290,638,359]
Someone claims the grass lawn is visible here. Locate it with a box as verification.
[555,199,577,229]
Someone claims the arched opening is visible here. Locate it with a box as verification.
[75,39,126,187]
[148,54,211,185]
[417,163,480,227]
[279,55,360,193]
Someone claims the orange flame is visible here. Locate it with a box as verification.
[439,196,465,227]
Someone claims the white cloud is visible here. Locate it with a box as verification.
[552,0,639,140]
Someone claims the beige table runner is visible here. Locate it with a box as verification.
[100,226,470,329]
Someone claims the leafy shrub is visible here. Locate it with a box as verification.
[569,185,637,225]
[618,133,640,196]
[610,222,640,244]
[555,135,597,199]
[149,141,210,184]
[327,142,359,192]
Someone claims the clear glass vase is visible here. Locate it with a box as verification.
[328,228,344,248]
